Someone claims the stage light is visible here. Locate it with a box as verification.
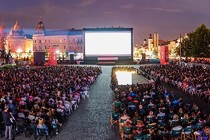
[55,50,60,54]
[16,48,22,53]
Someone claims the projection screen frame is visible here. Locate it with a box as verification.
[83,28,133,61]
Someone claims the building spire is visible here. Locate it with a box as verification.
[148,34,152,39]
[36,17,46,34]
[13,20,21,30]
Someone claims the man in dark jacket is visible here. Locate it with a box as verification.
[2,105,14,140]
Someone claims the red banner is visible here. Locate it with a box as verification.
[48,47,57,65]
[160,46,169,65]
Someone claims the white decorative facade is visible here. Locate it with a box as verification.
[33,20,84,60]
[1,19,84,61]
[5,21,33,58]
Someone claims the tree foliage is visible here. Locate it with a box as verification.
[176,24,210,58]
[153,48,158,58]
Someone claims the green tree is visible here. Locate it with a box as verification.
[176,35,193,58]
[45,50,49,58]
[193,24,210,57]
[176,24,210,58]
[153,48,158,58]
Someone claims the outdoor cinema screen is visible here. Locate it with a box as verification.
[84,29,132,57]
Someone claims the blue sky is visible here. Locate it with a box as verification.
[0,0,210,44]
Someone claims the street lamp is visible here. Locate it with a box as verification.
[16,48,22,59]
[28,50,32,60]
[179,34,182,65]
[55,50,60,54]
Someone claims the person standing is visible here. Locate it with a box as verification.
[2,105,13,140]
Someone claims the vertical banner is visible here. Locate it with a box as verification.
[160,46,165,64]
[48,47,57,65]
[160,46,169,65]
[142,53,146,62]
[165,46,169,63]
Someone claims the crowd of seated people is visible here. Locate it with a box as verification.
[170,58,210,66]
[182,58,210,65]
[139,64,210,104]
[110,67,210,140]
[0,65,101,139]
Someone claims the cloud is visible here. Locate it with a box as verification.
[42,2,71,15]
[103,11,118,15]
[120,4,134,10]
[103,11,120,18]
[145,7,182,13]
[78,0,98,7]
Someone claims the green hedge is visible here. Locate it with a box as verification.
[0,64,17,70]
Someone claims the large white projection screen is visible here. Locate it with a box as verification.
[85,31,132,56]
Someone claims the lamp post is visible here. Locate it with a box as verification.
[16,48,22,59]
[28,50,32,60]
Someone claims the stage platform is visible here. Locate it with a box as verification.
[80,60,136,65]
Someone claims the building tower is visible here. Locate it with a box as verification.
[33,18,46,52]
[36,19,46,34]
[6,21,25,54]
[8,21,24,36]
[33,18,47,65]
[148,34,153,52]
[154,32,159,48]
[143,39,147,45]
[153,32,159,58]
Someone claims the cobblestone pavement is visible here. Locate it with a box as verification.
[54,66,119,140]
[132,73,149,84]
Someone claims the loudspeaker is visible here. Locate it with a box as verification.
[70,54,74,64]
[34,52,45,66]
[142,53,146,61]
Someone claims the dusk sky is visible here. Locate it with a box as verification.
[0,0,210,44]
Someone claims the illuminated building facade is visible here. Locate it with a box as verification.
[33,20,83,60]
[146,33,160,58]
[0,24,5,50]
[134,33,161,60]
[5,21,33,59]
